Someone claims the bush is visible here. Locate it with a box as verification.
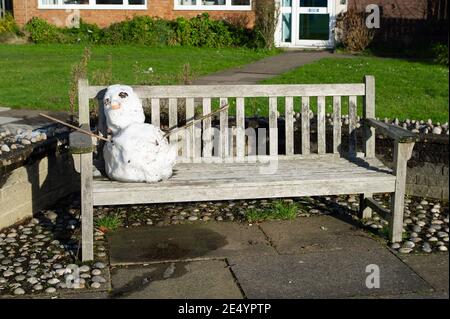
[172,13,234,48]
[23,14,261,48]
[336,8,375,53]
[62,21,104,44]
[433,43,449,67]
[25,17,64,43]
[103,16,175,46]
[0,13,20,34]
[254,0,278,49]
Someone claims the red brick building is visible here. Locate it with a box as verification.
[7,1,449,48]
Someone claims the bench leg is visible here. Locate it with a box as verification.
[389,142,414,243]
[81,152,94,261]
[359,193,373,219]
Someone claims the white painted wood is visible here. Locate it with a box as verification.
[220,98,229,158]
[332,96,341,154]
[301,96,310,155]
[389,142,415,242]
[317,96,326,154]
[151,98,160,128]
[87,84,366,99]
[202,98,212,158]
[269,97,278,156]
[236,97,246,159]
[364,75,376,158]
[80,152,93,261]
[349,96,358,156]
[285,97,294,155]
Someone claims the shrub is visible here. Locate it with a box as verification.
[223,14,256,47]
[0,13,19,34]
[336,7,375,53]
[432,43,449,67]
[254,0,278,49]
[25,17,64,43]
[103,16,175,46]
[172,13,234,48]
[62,20,104,44]
[23,14,260,48]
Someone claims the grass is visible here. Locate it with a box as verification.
[0,44,277,111]
[262,56,449,122]
[245,200,299,223]
[95,215,121,232]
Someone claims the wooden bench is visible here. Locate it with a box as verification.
[70,76,417,261]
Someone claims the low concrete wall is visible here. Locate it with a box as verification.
[0,133,79,229]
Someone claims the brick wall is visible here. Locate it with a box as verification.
[13,0,255,27]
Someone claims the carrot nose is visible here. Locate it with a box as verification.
[111,102,121,110]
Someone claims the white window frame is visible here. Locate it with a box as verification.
[38,0,148,10]
[174,0,252,11]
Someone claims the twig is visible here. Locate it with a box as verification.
[39,113,110,142]
[163,103,229,138]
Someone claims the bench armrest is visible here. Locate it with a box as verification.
[69,123,94,154]
[365,118,417,143]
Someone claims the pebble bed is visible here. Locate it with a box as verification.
[0,193,448,297]
[0,195,108,297]
[0,125,69,157]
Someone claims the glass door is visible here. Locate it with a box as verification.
[295,0,333,47]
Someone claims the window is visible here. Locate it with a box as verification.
[175,0,252,10]
[38,0,147,9]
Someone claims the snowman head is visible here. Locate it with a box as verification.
[103,85,145,134]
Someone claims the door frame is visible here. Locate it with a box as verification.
[276,0,336,49]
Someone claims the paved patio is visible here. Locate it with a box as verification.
[100,216,448,299]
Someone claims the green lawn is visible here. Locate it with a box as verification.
[0,44,277,111]
[263,57,449,123]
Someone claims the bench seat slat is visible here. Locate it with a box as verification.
[92,158,395,205]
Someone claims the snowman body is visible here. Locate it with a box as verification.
[102,85,177,183]
[104,123,177,183]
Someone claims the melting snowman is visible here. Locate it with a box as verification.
[102,85,177,183]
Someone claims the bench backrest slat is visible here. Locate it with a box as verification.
[301,96,310,155]
[87,84,366,99]
[349,95,358,157]
[285,97,294,156]
[80,76,376,162]
[332,96,342,154]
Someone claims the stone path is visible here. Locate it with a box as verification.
[193,50,351,85]
[106,216,448,299]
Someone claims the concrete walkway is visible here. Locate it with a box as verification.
[193,50,350,85]
[104,216,448,299]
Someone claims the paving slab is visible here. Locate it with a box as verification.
[400,253,449,292]
[110,260,243,299]
[229,249,433,299]
[108,222,275,265]
[259,216,384,255]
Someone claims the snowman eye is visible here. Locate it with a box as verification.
[104,98,110,105]
[119,92,128,99]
